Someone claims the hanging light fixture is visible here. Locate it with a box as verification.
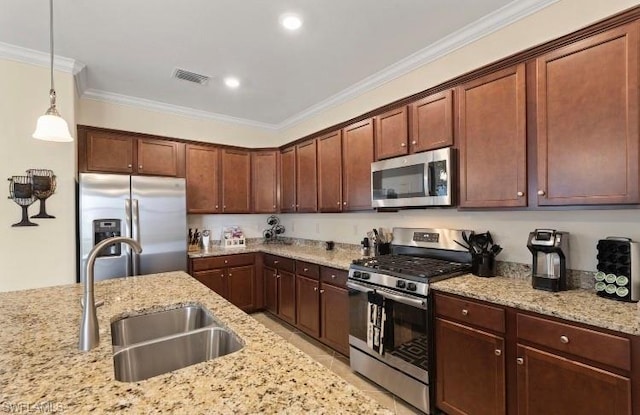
[33,0,73,142]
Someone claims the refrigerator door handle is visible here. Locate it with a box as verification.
[132,199,141,276]
[124,198,133,277]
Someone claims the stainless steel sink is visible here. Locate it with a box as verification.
[113,327,243,382]
[111,304,218,347]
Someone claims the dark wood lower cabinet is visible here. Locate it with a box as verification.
[264,266,278,314]
[516,345,631,415]
[278,270,296,325]
[193,268,226,298]
[226,265,255,312]
[296,275,320,337]
[320,283,349,356]
[435,318,506,415]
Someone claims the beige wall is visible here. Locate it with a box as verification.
[279,0,640,142]
[0,59,76,292]
[77,98,280,148]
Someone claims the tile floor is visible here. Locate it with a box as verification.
[251,312,421,415]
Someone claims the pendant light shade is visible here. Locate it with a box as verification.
[33,0,73,142]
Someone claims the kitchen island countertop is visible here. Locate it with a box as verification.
[0,272,391,414]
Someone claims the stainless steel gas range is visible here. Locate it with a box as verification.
[348,228,471,414]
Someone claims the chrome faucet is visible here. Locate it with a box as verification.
[79,236,142,351]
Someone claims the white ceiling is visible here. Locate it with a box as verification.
[0,0,555,128]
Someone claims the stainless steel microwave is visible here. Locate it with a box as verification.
[371,147,453,208]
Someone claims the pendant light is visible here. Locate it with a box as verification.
[33,0,73,142]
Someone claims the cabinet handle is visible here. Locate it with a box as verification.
[223,205,226,209]
[411,141,417,145]
[291,204,295,208]
[139,165,143,169]
[303,268,309,272]
[313,287,318,291]
[495,349,502,356]
[517,191,524,197]
[331,275,336,279]
[517,357,524,365]
[276,274,281,279]
[337,202,340,205]
[537,190,546,196]
[228,273,232,277]
[461,309,469,316]
[560,335,569,344]
[296,204,299,207]
[215,205,219,209]
[224,260,228,264]
[400,142,406,147]
[273,205,276,209]
[274,260,279,264]
[320,289,325,294]
[343,202,347,205]
[127,164,132,168]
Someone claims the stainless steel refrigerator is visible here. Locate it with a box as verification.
[78,173,187,283]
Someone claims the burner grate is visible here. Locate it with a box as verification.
[352,255,469,278]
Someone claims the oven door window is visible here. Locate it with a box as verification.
[384,300,429,372]
[372,164,426,201]
[349,288,429,372]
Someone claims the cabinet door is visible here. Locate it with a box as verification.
[317,130,343,212]
[536,23,639,205]
[193,269,227,299]
[85,131,135,174]
[227,265,255,312]
[278,269,296,325]
[320,283,349,356]
[186,145,220,214]
[435,318,506,415]
[517,345,631,415]
[342,119,375,211]
[296,275,320,337]
[458,64,527,207]
[137,138,180,177]
[251,151,278,213]
[280,146,296,213]
[221,149,251,213]
[295,140,318,212]
[264,266,278,314]
[409,89,453,152]
[374,106,409,160]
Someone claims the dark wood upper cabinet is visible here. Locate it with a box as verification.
[84,130,135,174]
[535,23,640,206]
[374,106,409,160]
[80,127,184,178]
[295,140,318,212]
[409,89,453,152]
[342,119,375,211]
[221,149,251,213]
[280,146,296,213]
[137,138,182,177]
[186,144,220,214]
[317,130,343,212]
[458,64,527,208]
[251,150,278,213]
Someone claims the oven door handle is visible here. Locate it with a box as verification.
[347,281,428,309]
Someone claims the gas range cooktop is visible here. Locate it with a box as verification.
[351,255,470,279]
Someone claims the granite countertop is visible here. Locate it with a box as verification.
[431,274,640,336]
[0,272,390,414]
[189,243,360,271]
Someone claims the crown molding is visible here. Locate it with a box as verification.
[0,41,85,75]
[275,0,558,130]
[82,89,279,130]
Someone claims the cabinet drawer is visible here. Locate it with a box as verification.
[191,253,254,272]
[434,293,505,333]
[320,267,348,288]
[517,313,631,371]
[296,261,320,279]
[264,254,295,273]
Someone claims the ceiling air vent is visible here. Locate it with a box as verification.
[172,68,210,85]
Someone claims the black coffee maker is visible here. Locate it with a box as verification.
[527,229,570,292]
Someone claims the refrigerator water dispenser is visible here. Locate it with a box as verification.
[93,219,122,257]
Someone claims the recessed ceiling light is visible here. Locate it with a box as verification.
[280,13,303,31]
[224,77,240,88]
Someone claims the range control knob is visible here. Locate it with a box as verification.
[396,280,406,289]
[406,282,417,291]
[353,271,362,279]
[361,272,371,280]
